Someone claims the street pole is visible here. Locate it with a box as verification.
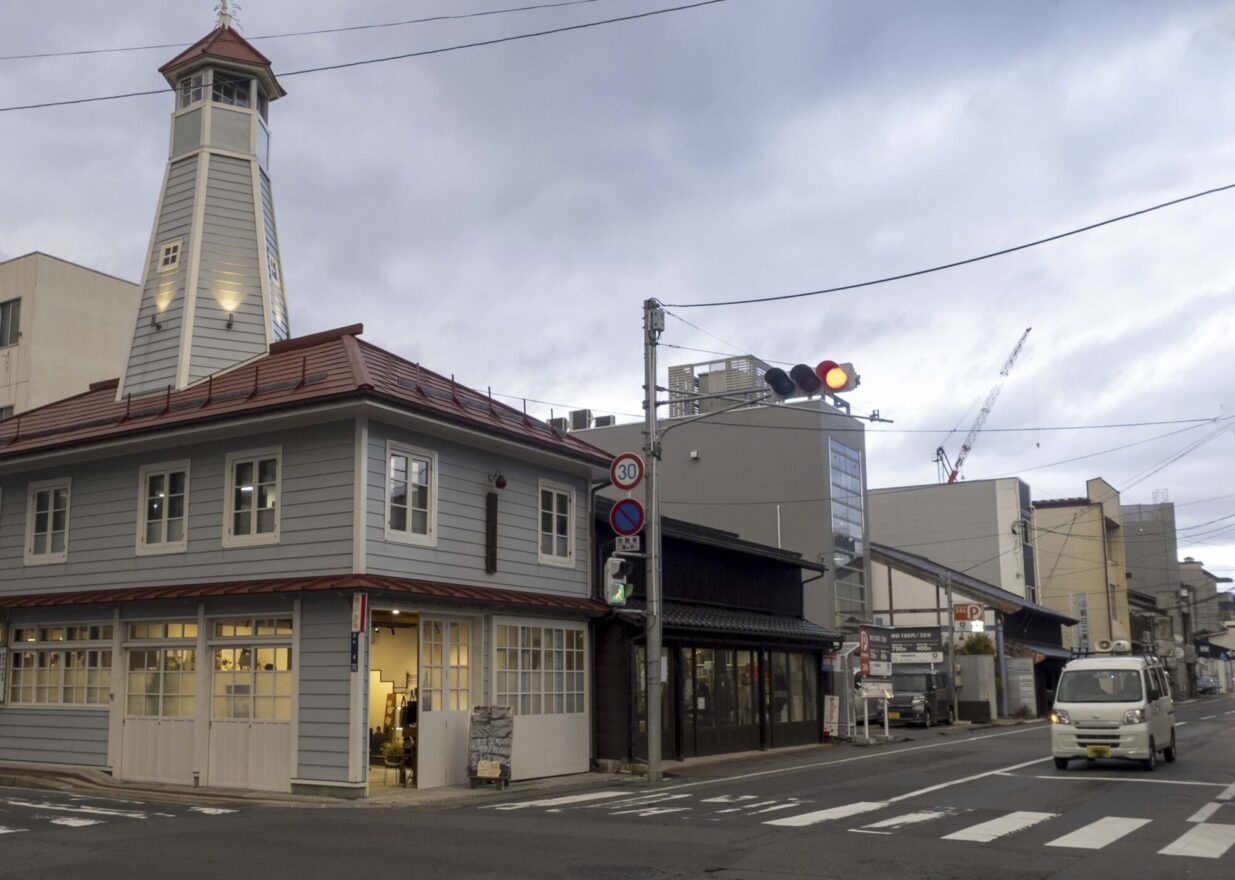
[642,298,664,784]
[945,573,959,723]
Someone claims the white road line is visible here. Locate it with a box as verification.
[484,791,627,811]
[1045,816,1150,850]
[1201,714,1216,720]
[1159,824,1235,859]
[701,795,757,803]
[0,799,171,819]
[716,801,779,813]
[50,818,104,828]
[0,826,28,835]
[1176,722,1189,727]
[765,801,887,828]
[855,809,955,832]
[187,807,238,815]
[751,802,810,815]
[587,793,692,810]
[610,807,691,818]
[1007,774,1228,788]
[942,811,1057,843]
[1217,780,1235,802]
[886,757,1053,803]
[1189,802,1223,824]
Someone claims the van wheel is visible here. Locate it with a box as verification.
[1163,731,1177,763]
[1054,757,1069,770]
[946,706,955,725]
[923,709,933,729]
[1142,739,1157,772]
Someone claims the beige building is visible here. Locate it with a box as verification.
[0,252,139,417]
[1033,477,1130,650]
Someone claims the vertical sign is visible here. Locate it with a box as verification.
[351,593,368,633]
[0,617,7,704]
[1072,594,1090,652]
[823,694,839,735]
[859,625,892,678]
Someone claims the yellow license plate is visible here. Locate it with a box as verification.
[887,711,901,720]
[1086,746,1111,758]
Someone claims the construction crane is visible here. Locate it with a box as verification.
[935,326,1032,483]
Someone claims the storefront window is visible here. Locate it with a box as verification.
[495,623,585,715]
[6,624,112,705]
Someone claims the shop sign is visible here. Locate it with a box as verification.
[823,695,839,734]
[351,593,368,634]
[859,625,892,678]
[891,627,945,664]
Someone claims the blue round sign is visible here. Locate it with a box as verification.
[610,498,645,537]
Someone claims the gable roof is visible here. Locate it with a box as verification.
[0,324,611,470]
[871,542,1077,625]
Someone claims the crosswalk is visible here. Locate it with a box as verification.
[0,793,237,837]
[485,787,1235,860]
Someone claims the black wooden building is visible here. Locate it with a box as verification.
[593,499,841,763]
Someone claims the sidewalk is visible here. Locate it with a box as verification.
[0,717,1044,808]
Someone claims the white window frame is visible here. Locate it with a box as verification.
[223,447,282,548]
[384,441,438,547]
[158,239,182,273]
[25,478,71,565]
[0,297,20,347]
[136,460,190,556]
[536,479,575,567]
[492,618,587,716]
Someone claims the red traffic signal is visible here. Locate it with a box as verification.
[764,361,859,399]
[816,360,858,393]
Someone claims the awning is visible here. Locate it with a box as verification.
[0,574,608,615]
[1006,639,1072,662]
[623,601,841,646]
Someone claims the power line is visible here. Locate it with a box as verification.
[0,0,614,62]
[0,0,731,113]
[660,182,1235,308]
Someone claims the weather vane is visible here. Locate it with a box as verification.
[214,0,241,30]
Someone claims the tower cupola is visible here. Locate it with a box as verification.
[120,7,290,398]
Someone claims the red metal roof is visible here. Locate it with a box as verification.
[160,25,274,75]
[0,574,607,615]
[0,324,611,469]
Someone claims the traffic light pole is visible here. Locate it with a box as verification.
[642,298,665,784]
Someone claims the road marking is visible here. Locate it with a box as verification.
[854,809,955,833]
[1005,773,1228,788]
[187,807,238,815]
[1201,714,1216,720]
[588,793,692,810]
[942,811,1056,843]
[765,801,886,827]
[1189,802,1223,823]
[1176,722,1189,727]
[1159,823,1235,859]
[1045,816,1150,849]
[701,795,758,803]
[0,826,28,835]
[751,801,810,815]
[49,818,104,828]
[1217,780,1235,802]
[610,806,691,818]
[0,799,172,819]
[485,791,627,811]
[716,801,779,813]
[886,757,1053,803]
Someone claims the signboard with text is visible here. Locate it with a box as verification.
[891,627,945,664]
[859,625,893,678]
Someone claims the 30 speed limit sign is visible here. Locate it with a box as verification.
[610,452,644,491]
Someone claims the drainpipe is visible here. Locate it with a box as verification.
[995,613,1009,718]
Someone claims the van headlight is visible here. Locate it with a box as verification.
[1122,709,1145,724]
[912,696,926,707]
[1049,709,1071,725]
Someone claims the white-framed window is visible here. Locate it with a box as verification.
[385,441,437,546]
[25,478,71,565]
[126,648,196,717]
[0,297,20,347]
[209,618,294,721]
[537,480,575,566]
[223,448,281,547]
[494,622,586,715]
[267,252,281,287]
[137,461,189,555]
[211,72,251,108]
[177,72,203,108]
[158,239,182,273]
[6,624,114,706]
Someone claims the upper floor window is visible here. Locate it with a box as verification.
[0,405,13,421]
[0,297,20,347]
[224,449,280,547]
[212,72,251,108]
[177,73,204,109]
[26,478,70,565]
[137,462,189,555]
[159,239,182,273]
[537,480,574,566]
[385,442,436,545]
[257,90,269,121]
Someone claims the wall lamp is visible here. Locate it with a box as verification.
[488,470,507,489]
[226,312,235,330]
[149,315,162,331]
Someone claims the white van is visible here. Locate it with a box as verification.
[1050,647,1176,771]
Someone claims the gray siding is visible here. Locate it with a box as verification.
[0,708,110,766]
[0,422,355,596]
[122,155,198,397]
[209,107,251,154]
[187,153,268,384]
[365,421,591,598]
[172,108,202,157]
[296,593,351,782]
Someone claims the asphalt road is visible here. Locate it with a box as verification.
[1,695,1232,880]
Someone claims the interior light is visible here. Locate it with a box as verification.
[392,608,400,615]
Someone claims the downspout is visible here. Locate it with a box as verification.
[995,612,1009,718]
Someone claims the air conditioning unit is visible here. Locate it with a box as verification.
[593,415,616,428]
[547,417,568,432]
[569,409,593,431]
[1094,639,1114,653]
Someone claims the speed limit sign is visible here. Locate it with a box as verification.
[610,452,644,491]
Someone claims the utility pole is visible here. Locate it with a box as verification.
[944,573,959,723]
[642,298,665,784]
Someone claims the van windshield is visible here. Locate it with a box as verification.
[893,673,931,692]
[1057,669,1143,703]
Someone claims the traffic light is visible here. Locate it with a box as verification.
[604,556,633,605]
[763,361,860,399]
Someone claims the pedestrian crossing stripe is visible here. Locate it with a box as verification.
[1045,817,1150,850]
[941,811,1056,843]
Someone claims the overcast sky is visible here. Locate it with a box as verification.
[2,0,1233,587]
